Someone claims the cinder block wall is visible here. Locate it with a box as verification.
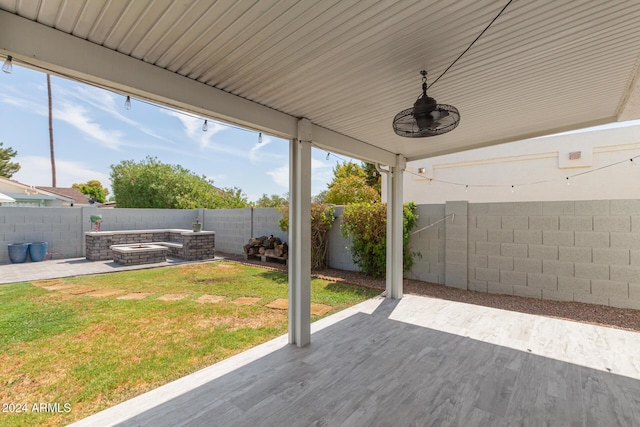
[252,208,288,243]
[328,206,359,272]
[466,200,640,309]
[405,204,446,283]
[0,207,83,263]
[205,208,252,254]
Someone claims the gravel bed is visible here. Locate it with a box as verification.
[220,253,640,333]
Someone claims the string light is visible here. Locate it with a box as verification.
[511,185,515,193]
[631,158,637,167]
[326,152,330,160]
[465,185,469,193]
[566,177,570,186]
[124,95,131,110]
[202,119,208,132]
[258,132,263,143]
[2,55,12,74]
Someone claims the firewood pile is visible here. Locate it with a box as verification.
[243,235,288,260]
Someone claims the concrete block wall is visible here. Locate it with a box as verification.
[0,207,83,263]
[405,204,446,283]
[467,200,640,309]
[206,208,253,254]
[252,208,288,244]
[328,206,359,272]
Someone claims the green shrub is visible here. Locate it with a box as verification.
[340,202,418,278]
[278,204,335,270]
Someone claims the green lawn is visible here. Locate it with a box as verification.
[0,261,379,427]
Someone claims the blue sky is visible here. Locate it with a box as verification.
[0,65,350,202]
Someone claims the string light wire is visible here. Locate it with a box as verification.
[9,55,638,187]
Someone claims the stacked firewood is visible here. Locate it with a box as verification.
[243,235,288,259]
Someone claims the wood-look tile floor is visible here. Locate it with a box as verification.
[71,295,640,427]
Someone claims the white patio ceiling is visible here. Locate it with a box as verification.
[1,0,640,164]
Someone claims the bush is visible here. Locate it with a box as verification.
[278,204,335,270]
[340,202,418,278]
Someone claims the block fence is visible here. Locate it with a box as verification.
[1,200,640,310]
[431,199,640,310]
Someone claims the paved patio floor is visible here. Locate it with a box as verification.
[0,256,221,284]
[67,294,640,426]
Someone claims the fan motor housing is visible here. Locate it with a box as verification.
[413,95,438,129]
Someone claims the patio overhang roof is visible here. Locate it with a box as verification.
[1,0,640,163]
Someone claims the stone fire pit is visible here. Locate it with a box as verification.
[111,244,169,265]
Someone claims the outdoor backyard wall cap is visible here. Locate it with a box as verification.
[84,229,215,236]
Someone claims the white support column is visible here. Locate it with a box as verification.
[288,119,312,347]
[385,166,394,297]
[386,154,405,299]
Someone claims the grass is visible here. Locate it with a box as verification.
[0,261,379,426]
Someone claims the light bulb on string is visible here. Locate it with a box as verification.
[124,96,131,110]
[2,55,12,74]
[258,132,263,144]
[202,120,208,132]
[631,158,637,168]
[465,185,469,193]
[511,185,515,193]
[326,152,330,160]
[566,177,570,186]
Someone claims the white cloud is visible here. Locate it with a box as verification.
[54,101,126,150]
[164,111,251,158]
[0,82,126,150]
[267,164,289,189]
[12,156,111,191]
[266,158,335,194]
[63,85,174,143]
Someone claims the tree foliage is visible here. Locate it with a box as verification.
[254,193,288,208]
[340,202,419,278]
[278,203,335,270]
[328,161,366,187]
[325,161,381,205]
[0,142,20,178]
[362,162,381,195]
[72,180,109,203]
[110,156,249,209]
[325,175,380,205]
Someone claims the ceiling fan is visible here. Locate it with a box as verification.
[392,70,460,138]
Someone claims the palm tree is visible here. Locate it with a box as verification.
[47,73,56,187]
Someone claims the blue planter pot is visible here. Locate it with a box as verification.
[29,242,48,262]
[8,243,29,263]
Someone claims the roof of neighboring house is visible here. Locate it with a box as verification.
[0,176,74,203]
[36,187,90,204]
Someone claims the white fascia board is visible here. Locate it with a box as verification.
[405,117,615,162]
[0,11,396,166]
[311,125,396,166]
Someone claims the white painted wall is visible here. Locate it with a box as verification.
[395,123,640,204]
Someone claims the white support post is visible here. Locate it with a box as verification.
[288,119,312,347]
[386,165,394,297]
[386,154,405,299]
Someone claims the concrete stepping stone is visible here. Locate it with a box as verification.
[311,303,333,316]
[264,299,334,315]
[232,297,261,306]
[86,289,125,298]
[62,286,96,295]
[266,298,289,310]
[157,293,191,301]
[196,295,225,304]
[42,283,78,291]
[33,279,65,288]
[117,292,154,300]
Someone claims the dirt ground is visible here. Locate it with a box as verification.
[221,253,640,333]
